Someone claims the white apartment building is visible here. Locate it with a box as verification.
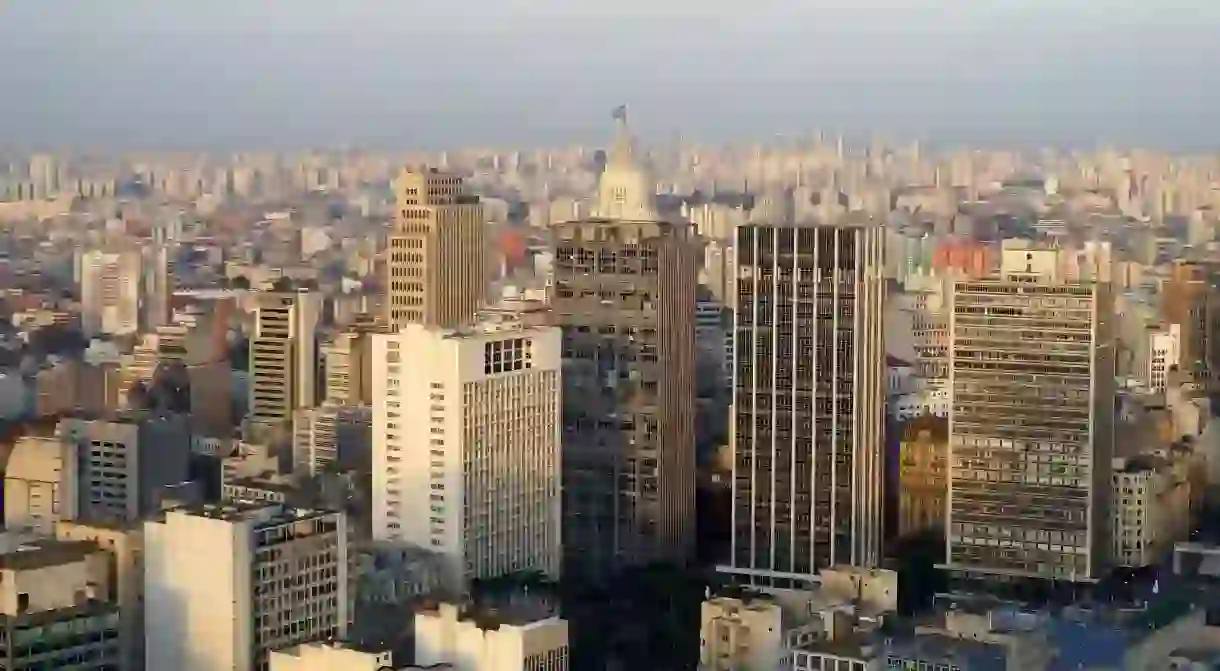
[371,321,562,588]
[1112,455,1191,567]
[1147,325,1181,393]
[79,247,142,337]
[144,501,349,671]
[414,602,569,671]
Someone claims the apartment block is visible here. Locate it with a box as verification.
[947,247,1115,583]
[386,169,487,329]
[1112,455,1191,568]
[249,290,321,428]
[55,520,145,671]
[79,247,142,338]
[414,602,569,671]
[144,502,349,671]
[4,434,79,534]
[59,413,192,523]
[0,538,122,669]
[723,218,886,587]
[371,320,562,588]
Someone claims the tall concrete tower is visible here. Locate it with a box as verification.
[721,216,887,588]
[385,169,487,329]
[551,108,700,581]
[946,245,1115,587]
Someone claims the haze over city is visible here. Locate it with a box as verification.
[4,0,1220,149]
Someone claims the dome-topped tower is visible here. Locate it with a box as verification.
[592,106,660,221]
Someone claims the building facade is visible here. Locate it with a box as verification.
[548,114,699,581]
[386,169,487,329]
[723,218,886,587]
[144,502,350,671]
[371,321,562,587]
[947,248,1115,583]
[249,290,321,428]
[79,247,142,338]
[898,415,949,541]
[414,602,569,671]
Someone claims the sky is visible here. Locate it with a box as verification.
[1,0,1218,151]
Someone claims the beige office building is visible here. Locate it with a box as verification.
[386,169,487,329]
[144,502,350,671]
[370,319,562,588]
[947,247,1115,584]
[250,290,321,427]
[321,319,386,406]
[550,114,699,581]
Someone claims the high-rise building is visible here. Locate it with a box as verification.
[79,247,142,337]
[144,501,350,671]
[385,169,487,329]
[249,290,321,428]
[370,319,562,588]
[551,113,699,580]
[946,247,1115,584]
[142,242,173,331]
[721,218,887,587]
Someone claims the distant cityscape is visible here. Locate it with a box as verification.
[0,106,1219,670]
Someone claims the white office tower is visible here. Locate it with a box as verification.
[144,501,350,671]
[79,247,142,337]
[371,320,562,588]
[414,602,570,671]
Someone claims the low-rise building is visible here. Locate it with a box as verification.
[414,601,569,671]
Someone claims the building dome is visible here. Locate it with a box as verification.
[592,109,660,221]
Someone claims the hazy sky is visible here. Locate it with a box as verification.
[2,1,1218,150]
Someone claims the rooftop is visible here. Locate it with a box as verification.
[161,499,339,526]
[0,539,100,571]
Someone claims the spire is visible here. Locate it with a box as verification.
[608,104,635,167]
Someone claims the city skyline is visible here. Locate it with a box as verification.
[4,1,1220,150]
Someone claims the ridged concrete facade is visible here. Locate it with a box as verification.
[723,219,886,588]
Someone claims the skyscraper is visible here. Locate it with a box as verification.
[551,112,699,580]
[946,247,1115,585]
[79,247,142,337]
[721,217,886,588]
[385,169,487,329]
[249,290,321,429]
[370,318,562,589]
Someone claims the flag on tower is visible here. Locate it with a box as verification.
[611,104,628,123]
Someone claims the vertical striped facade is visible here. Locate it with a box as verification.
[723,219,886,587]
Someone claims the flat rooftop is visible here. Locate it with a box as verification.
[0,539,100,571]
